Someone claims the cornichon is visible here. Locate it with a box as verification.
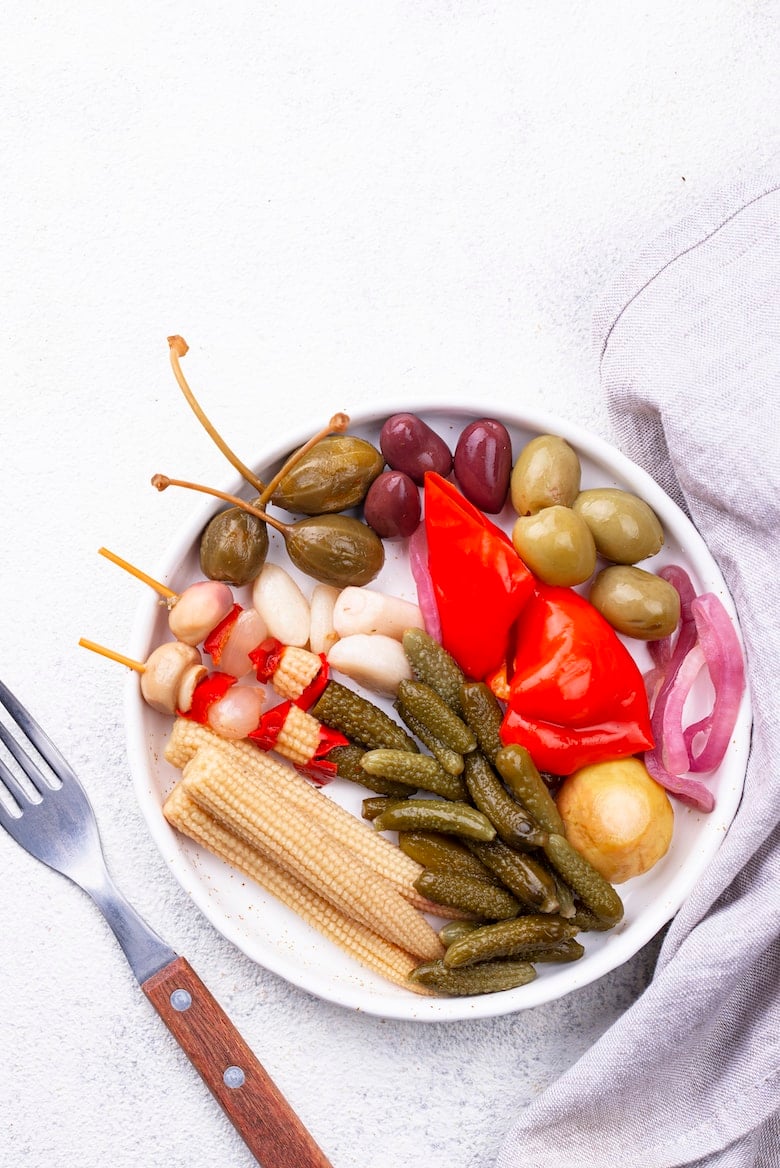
[396,679,476,756]
[443,914,580,968]
[398,830,502,884]
[468,838,560,914]
[463,751,546,850]
[409,958,537,996]
[414,870,520,920]
[439,919,484,947]
[460,682,505,765]
[361,796,406,821]
[402,628,466,714]
[329,744,412,796]
[494,744,565,835]
[360,749,468,801]
[312,680,419,753]
[393,700,465,775]
[528,938,585,963]
[372,799,497,841]
[543,833,624,927]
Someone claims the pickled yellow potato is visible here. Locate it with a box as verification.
[556,758,674,883]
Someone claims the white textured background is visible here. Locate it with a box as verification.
[0,3,777,1166]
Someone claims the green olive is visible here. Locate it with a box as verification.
[271,435,384,515]
[510,435,581,516]
[511,505,596,586]
[199,499,269,585]
[284,514,385,587]
[589,565,681,640]
[573,488,664,563]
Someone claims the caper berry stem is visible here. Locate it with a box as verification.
[151,473,291,537]
[167,335,266,493]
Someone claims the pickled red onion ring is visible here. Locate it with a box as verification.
[408,525,442,642]
[684,592,746,773]
[643,566,746,812]
[645,749,716,813]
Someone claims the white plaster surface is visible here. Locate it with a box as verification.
[0,4,776,1166]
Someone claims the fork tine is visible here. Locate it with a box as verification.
[0,678,79,787]
[0,720,51,796]
[0,752,36,810]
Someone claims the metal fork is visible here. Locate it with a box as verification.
[0,678,333,1168]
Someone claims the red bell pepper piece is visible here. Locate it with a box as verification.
[184,671,237,723]
[249,637,285,682]
[203,604,242,665]
[499,583,654,774]
[424,472,535,680]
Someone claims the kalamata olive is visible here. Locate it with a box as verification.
[270,435,384,515]
[363,470,421,538]
[588,565,680,640]
[511,505,597,586]
[199,501,269,586]
[573,488,664,564]
[510,435,581,516]
[453,419,512,513]
[284,514,385,588]
[379,413,453,485]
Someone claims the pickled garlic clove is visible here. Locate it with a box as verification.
[207,684,266,740]
[168,580,235,646]
[217,607,269,679]
[309,583,341,656]
[252,563,310,648]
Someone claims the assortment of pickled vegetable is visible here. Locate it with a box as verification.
[86,338,746,999]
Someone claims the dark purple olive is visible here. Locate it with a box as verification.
[379,413,453,485]
[363,470,422,538]
[454,418,513,513]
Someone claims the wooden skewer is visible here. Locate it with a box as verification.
[98,547,177,600]
[79,637,145,673]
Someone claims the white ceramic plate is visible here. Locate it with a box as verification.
[125,404,751,1022]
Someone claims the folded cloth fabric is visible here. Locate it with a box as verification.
[495,171,780,1168]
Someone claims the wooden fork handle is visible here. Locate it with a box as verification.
[142,956,334,1168]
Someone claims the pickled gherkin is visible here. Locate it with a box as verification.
[402,628,466,714]
[494,744,565,836]
[443,914,580,968]
[460,682,505,765]
[394,701,465,775]
[372,798,496,841]
[467,838,560,914]
[329,744,414,796]
[409,958,537,996]
[543,833,624,927]
[439,919,484,947]
[414,870,520,920]
[399,831,502,884]
[463,751,546,850]
[396,679,476,755]
[360,750,468,801]
[312,681,419,753]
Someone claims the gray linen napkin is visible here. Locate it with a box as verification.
[495,172,780,1167]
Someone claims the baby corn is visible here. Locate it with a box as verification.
[180,743,444,960]
[270,646,323,702]
[164,784,429,992]
[165,718,425,895]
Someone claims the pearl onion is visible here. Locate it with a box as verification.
[168,580,234,646]
[207,685,266,740]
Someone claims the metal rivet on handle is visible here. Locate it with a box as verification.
[170,989,192,1012]
[223,1065,246,1089]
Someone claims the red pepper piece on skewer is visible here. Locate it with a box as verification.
[498,583,654,774]
[184,671,238,723]
[423,472,535,680]
[203,604,242,665]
